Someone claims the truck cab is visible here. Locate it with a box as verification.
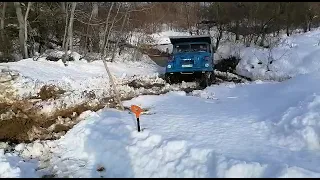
[165,35,215,87]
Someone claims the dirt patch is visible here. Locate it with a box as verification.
[0,99,107,143]
[38,85,66,100]
[0,102,11,114]
[0,100,39,143]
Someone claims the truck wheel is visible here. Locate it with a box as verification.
[165,74,172,84]
[210,71,216,84]
[200,72,212,88]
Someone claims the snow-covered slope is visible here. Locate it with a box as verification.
[16,71,318,178]
[218,28,320,81]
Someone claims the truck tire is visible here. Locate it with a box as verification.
[165,74,174,84]
[200,72,212,88]
[165,73,181,84]
[165,74,171,84]
[210,71,216,84]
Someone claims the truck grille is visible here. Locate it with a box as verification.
[181,60,194,64]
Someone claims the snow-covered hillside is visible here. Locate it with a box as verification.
[2,29,320,178]
[217,28,320,81]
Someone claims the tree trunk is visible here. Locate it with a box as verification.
[235,20,239,41]
[14,2,28,59]
[91,3,100,53]
[24,2,32,58]
[259,27,267,47]
[68,2,77,52]
[100,2,115,55]
[184,3,190,32]
[1,2,5,40]
[215,27,223,53]
[62,2,76,65]
[303,21,308,33]
[62,2,68,50]
[92,2,98,18]
[0,2,5,45]
[60,2,66,14]
[84,2,98,52]
[102,60,124,111]
[104,3,121,56]
[103,8,130,111]
[110,12,129,62]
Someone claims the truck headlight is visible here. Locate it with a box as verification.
[205,63,209,67]
[167,64,172,68]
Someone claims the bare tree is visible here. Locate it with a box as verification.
[100,2,115,54]
[110,11,129,62]
[14,2,29,59]
[84,2,98,53]
[24,2,32,58]
[104,3,122,56]
[0,2,5,41]
[62,2,77,65]
[183,3,191,34]
[68,2,77,52]
[101,4,132,111]
[61,2,68,49]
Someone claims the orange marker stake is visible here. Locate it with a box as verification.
[130,105,143,132]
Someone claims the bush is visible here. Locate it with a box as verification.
[215,56,241,73]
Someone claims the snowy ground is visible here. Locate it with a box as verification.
[3,71,320,178]
[2,29,320,178]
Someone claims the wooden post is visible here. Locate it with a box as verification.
[137,117,141,132]
[102,59,124,111]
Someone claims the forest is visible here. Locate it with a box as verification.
[0,2,320,62]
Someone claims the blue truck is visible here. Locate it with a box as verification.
[165,35,215,88]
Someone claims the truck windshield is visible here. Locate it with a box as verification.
[174,44,208,53]
[191,44,208,52]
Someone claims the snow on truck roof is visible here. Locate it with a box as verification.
[169,35,212,44]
